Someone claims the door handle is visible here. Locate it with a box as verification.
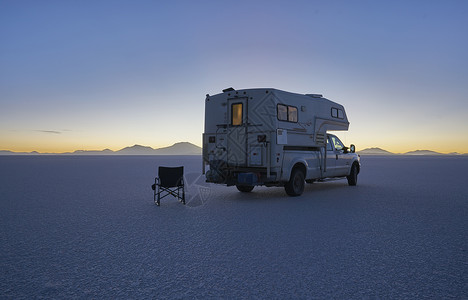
[336,154,338,160]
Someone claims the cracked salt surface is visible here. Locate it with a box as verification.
[0,155,467,298]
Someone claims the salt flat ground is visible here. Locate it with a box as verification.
[0,155,466,299]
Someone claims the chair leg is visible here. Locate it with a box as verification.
[153,178,160,206]
[156,185,160,206]
[153,186,157,204]
[182,186,185,205]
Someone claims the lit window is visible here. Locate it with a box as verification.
[232,103,243,126]
[331,136,344,151]
[288,106,298,122]
[277,104,288,121]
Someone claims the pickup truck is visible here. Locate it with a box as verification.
[203,88,361,196]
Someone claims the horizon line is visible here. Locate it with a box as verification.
[1,145,467,156]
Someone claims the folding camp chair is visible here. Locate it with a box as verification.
[152,166,185,206]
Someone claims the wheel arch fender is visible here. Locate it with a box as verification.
[281,156,308,182]
[349,159,360,175]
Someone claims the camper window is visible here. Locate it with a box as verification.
[231,103,243,126]
[277,104,288,121]
[277,104,298,123]
[331,108,344,119]
[331,108,338,118]
[338,109,344,119]
[288,106,298,122]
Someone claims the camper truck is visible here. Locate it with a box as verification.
[202,88,360,196]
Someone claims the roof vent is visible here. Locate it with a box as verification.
[223,87,235,93]
[305,94,323,98]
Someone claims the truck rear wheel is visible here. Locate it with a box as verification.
[347,163,358,186]
[236,185,254,193]
[285,168,305,196]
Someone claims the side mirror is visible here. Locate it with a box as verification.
[342,146,349,154]
[350,144,356,153]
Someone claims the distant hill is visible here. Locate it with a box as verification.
[116,142,201,155]
[403,150,443,155]
[0,150,15,155]
[116,145,156,155]
[152,142,201,155]
[0,142,202,155]
[357,147,394,155]
[357,148,456,156]
[71,149,114,155]
[0,150,39,155]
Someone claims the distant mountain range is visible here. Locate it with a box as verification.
[0,143,465,156]
[357,147,466,155]
[0,142,202,155]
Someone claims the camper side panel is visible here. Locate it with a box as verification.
[273,90,349,148]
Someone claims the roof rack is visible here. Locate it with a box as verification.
[305,94,323,98]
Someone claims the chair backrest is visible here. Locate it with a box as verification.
[158,166,184,187]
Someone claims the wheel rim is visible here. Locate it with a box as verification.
[293,173,303,192]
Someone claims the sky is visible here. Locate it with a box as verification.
[1,0,467,153]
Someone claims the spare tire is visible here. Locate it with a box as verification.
[236,185,254,193]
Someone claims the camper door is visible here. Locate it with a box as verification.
[227,98,248,166]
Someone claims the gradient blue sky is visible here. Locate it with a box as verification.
[1,0,467,153]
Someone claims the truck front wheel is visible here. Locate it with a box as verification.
[347,163,358,186]
[285,168,305,196]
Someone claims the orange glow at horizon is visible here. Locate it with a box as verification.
[1,133,467,154]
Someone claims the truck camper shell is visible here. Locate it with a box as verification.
[202,88,360,196]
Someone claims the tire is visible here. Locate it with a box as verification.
[285,168,305,196]
[236,185,254,193]
[347,163,358,186]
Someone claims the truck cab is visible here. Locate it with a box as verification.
[326,134,359,178]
